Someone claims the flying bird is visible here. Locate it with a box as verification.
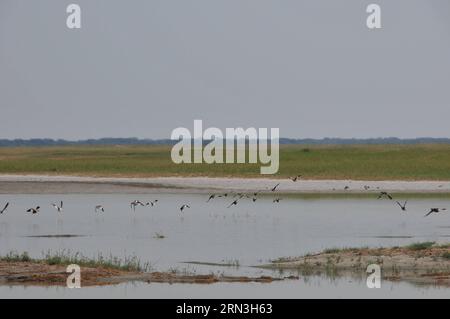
[180,204,190,212]
[0,202,9,214]
[52,201,63,213]
[378,192,393,200]
[271,183,280,192]
[227,200,238,208]
[396,200,408,212]
[424,208,447,217]
[145,200,158,207]
[27,206,40,215]
[95,205,105,213]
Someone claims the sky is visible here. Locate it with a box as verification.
[1,0,450,140]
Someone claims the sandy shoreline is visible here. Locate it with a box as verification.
[259,244,450,286]
[1,174,450,194]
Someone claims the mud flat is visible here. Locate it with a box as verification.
[259,243,450,286]
[0,261,297,287]
[1,175,450,194]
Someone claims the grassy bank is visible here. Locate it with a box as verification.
[0,251,151,272]
[1,144,450,180]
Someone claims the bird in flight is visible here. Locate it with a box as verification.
[27,206,40,215]
[131,200,145,211]
[95,205,105,213]
[290,175,302,182]
[271,183,280,192]
[424,208,447,217]
[0,202,9,214]
[180,204,190,212]
[227,200,238,208]
[145,200,158,207]
[273,198,282,203]
[378,192,393,200]
[52,201,63,213]
[395,200,407,212]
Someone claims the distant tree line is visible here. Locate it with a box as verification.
[0,137,450,147]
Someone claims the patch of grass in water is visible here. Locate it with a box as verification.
[1,250,152,272]
[322,246,369,254]
[406,242,435,251]
[0,252,32,262]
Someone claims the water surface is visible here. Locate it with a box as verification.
[0,193,449,298]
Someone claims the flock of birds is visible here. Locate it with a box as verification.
[376,191,447,216]
[0,175,447,217]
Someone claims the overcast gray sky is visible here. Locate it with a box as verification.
[1,0,449,140]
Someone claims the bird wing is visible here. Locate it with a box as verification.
[395,201,402,208]
[424,209,434,217]
[1,202,9,212]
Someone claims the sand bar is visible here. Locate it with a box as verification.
[1,174,450,194]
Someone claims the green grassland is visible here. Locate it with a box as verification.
[1,144,450,180]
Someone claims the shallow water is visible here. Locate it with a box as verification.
[0,193,449,298]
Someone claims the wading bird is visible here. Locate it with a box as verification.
[396,200,408,212]
[207,194,216,202]
[424,208,447,217]
[27,206,40,215]
[95,205,105,213]
[0,202,9,214]
[271,183,280,192]
[52,201,63,213]
[180,204,190,212]
[273,198,282,203]
[290,175,302,182]
[378,192,393,200]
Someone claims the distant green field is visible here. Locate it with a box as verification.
[1,144,450,180]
